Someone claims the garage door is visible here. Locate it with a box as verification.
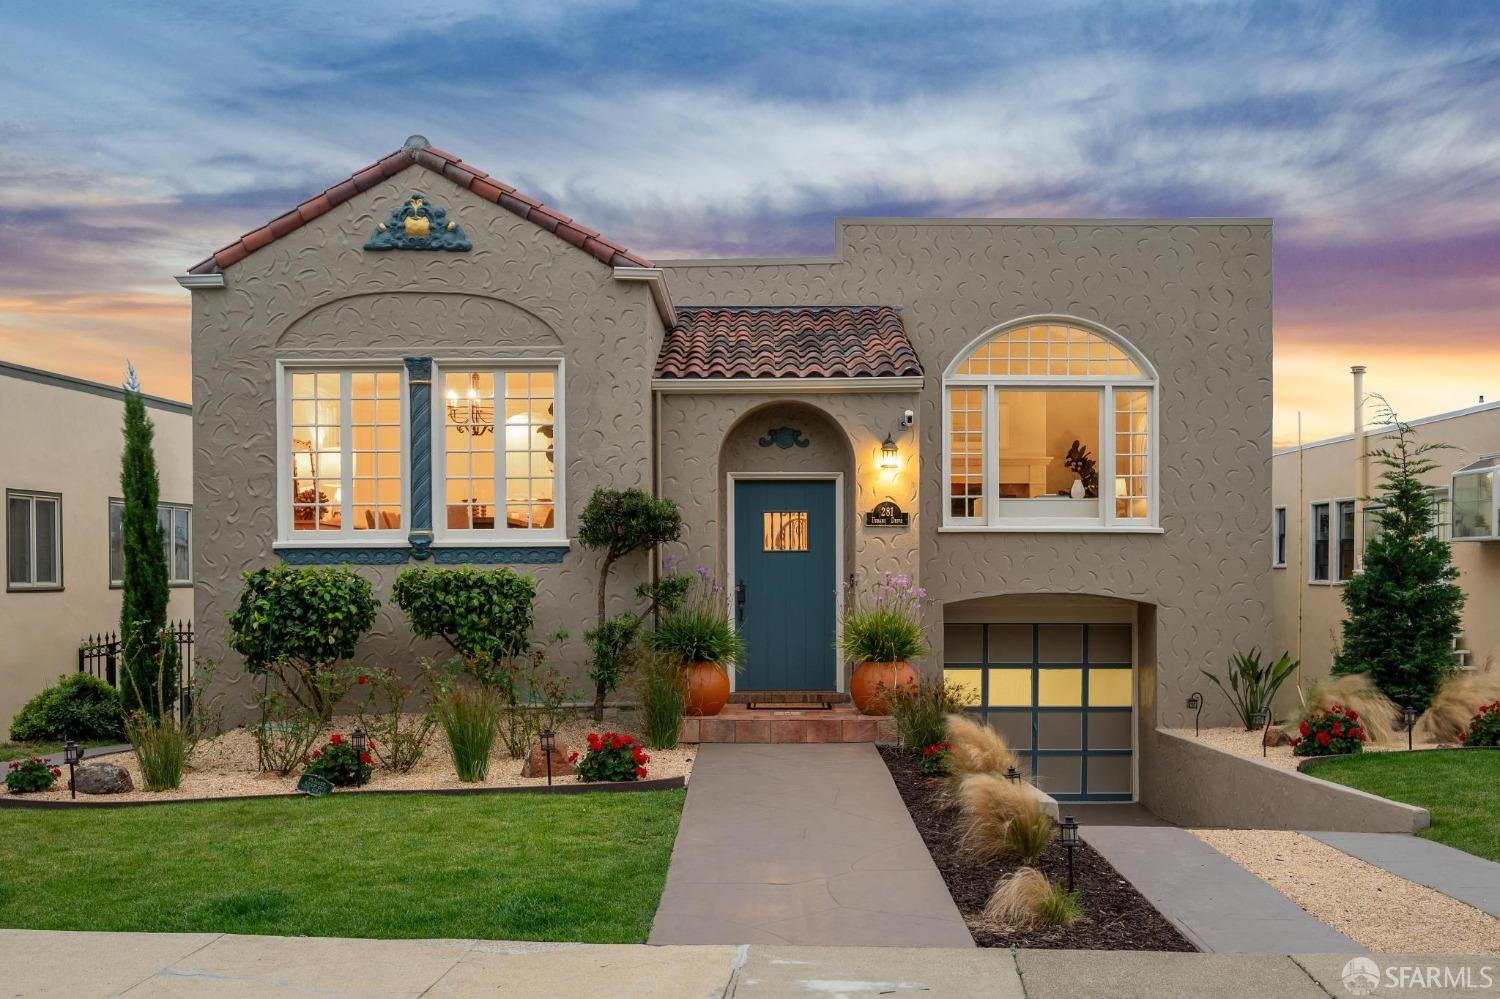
[944,622,1134,801]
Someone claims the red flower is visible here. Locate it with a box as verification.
[567,752,578,763]
[1346,710,1359,722]
[1316,731,1332,747]
[358,752,373,765]
[1288,737,1301,747]
[50,768,61,777]
[1460,731,1467,742]
[1299,721,1311,736]
[312,750,323,758]
[330,733,343,745]
[357,675,368,685]
[635,766,648,779]
[1331,723,1343,736]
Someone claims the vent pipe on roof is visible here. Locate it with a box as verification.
[1352,365,1368,572]
[403,134,430,151]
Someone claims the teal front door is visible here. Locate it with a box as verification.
[733,479,838,691]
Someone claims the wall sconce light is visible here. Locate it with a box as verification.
[879,434,899,472]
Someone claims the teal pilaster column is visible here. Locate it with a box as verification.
[405,356,434,558]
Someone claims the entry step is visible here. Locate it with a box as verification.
[730,690,849,710]
[681,704,897,744]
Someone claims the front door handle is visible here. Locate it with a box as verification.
[735,580,746,623]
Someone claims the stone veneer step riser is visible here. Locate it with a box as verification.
[680,714,899,744]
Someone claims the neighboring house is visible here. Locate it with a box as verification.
[1271,398,1500,687]
[179,136,1271,802]
[0,361,193,728]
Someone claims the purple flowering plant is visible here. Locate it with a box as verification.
[837,570,929,663]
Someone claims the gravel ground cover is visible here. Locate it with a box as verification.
[1179,726,1441,772]
[15,716,693,802]
[879,746,1194,951]
[1192,829,1500,954]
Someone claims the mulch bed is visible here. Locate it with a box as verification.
[879,746,1194,951]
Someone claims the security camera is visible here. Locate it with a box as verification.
[900,409,915,428]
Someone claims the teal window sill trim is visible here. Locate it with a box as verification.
[277,546,567,565]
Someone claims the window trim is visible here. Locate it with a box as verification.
[941,315,1159,532]
[108,498,192,588]
[275,360,411,547]
[430,358,567,546]
[6,489,63,592]
[1308,497,1356,584]
[1272,505,1287,568]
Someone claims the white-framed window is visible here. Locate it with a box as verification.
[1309,499,1356,583]
[1363,487,1449,551]
[109,500,191,586]
[277,364,408,544]
[7,489,62,590]
[433,361,565,543]
[1310,502,1331,581]
[1272,506,1287,567]
[942,317,1157,530]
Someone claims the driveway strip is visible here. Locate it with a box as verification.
[1310,831,1500,917]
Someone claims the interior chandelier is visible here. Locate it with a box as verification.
[445,372,493,436]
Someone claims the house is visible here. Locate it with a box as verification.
[1271,393,1500,687]
[178,136,1271,802]
[0,361,193,726]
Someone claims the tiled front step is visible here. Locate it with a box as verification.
[680,707,898,744]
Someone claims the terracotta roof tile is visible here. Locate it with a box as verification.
[187,139,652,274]
[655,306,923,380]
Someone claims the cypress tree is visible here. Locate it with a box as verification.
[1331,399,1465,712]
[119,363,175,716]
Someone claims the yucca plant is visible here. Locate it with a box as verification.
[1202,648,1298,731]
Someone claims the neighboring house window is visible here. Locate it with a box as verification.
[1310,502,1330,581]
[942,319,1156,528]
[436,364,563,540]
[1363,487,1448,552]
[1272,506,1287,567]
[280,367,407,542]
[7,490,62,590]
[1337,500,1356,580]
[109,500,191,586]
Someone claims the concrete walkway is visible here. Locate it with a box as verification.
[647,743,973,947]
[7,930,1499,999]
[1312,831,1500,918]
[1082,825,1361,953]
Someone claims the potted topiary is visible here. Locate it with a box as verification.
[650,567,744,716]
[840,572,926,715]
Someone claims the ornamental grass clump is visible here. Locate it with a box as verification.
[1420,671,1500,743]
[434,684,499,782]
[1292,673,1399,744]
[956,772,1052,861]
[945,713,1019,777]
[5,757,61,794]
[837,572,928,664]
[1290,704,1367,757]
[128,714,193,791]
[983,868,1079,928]
[574,731,650,782]
[632,645,688,750]
[885,677,965,750]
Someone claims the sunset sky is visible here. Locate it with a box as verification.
[2,1,1497,447]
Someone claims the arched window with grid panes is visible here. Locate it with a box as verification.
[942,317,1158,530]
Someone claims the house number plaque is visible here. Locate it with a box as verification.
[864,500,910,527]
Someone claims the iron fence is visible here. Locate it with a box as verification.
[78,620,195,719]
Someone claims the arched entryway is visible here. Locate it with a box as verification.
[719,401,856,694]
[943,592,1141,801]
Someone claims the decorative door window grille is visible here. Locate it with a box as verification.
[762,511,809,552]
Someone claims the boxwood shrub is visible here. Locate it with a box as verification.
[10,672,126,743]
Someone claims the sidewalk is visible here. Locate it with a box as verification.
[4,930,1497,998]
[647,743,972,947]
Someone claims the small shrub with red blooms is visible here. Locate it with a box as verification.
[303,732,374,787]
[1459,701,1500,748]
[574,731,649,782]
[5,757,62,793]
[919,742,953,777]
[1290,704,1368,757]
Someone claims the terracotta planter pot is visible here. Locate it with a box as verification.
[683,661,731,717]
[850,660,918,715]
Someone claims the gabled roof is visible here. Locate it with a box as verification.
[187,135,652,274]
[655,305,923,379]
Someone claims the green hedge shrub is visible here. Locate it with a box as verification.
[392,566,537,676]
[9,673,126,743]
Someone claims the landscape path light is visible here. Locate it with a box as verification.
[540,728,555,788]
[1005,765,1022,785]
[63,739,83,800]
[1253,707,1271,757]
[1403,705,1418,752]
[1186,692,1203,737]
[1059,814,1079,892]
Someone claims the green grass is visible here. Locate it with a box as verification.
[0,739,116,762]
[1306,750,1500,862]
[0,789,685,941]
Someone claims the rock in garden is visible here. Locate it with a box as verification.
[73,763,134,794]
[1264,727,1291,747]
[521,745,575,778]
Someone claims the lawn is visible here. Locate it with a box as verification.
[1306,750,1500,862]
[0,789,685,941]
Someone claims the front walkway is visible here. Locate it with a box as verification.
[9,929,1499,999]
[1082,825,1361,953]
[647,743,974,947]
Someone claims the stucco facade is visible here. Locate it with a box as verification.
[182,140,1271,800]
[0,363,193,726]
[1271,400,1500,691]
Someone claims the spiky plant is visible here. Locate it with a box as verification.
[945,713,1019,776]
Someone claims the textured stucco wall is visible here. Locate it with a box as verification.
[189,171,656,712]
[664,219,1273,729]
